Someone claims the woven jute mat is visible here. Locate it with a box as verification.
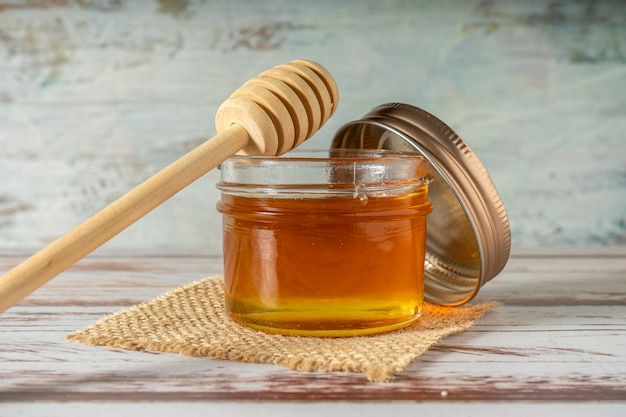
[67,276,498,382]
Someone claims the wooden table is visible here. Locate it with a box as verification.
[1,247,625,416]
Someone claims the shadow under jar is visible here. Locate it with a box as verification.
[217,149,433,337]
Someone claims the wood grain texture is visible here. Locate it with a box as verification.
[1,247,625,415]
[0,0,625,252]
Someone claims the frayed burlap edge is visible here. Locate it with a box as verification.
[67,275,498,382]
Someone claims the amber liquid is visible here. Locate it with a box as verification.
[218,186,432,336]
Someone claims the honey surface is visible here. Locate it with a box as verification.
[218,187,432,336]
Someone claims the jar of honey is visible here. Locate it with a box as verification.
[217,149,433,336]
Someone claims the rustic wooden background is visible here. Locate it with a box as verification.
[1,0,625,253]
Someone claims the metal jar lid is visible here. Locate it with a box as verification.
[331,103,511,306]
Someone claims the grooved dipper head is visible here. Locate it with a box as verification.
[215,60,339,156]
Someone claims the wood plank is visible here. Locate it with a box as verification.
[1,306,625,400]
[2,403,626,417]
[3,249,625,308]
[1,249,625,408]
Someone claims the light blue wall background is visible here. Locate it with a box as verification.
[1,0,625,251]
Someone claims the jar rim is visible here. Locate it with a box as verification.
[217,149,432,197]
[225,148,426,162]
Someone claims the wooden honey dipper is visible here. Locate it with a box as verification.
[0,59,339,314]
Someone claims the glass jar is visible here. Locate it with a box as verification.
[217,149,433,337]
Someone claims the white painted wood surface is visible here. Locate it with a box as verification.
[1,0,625,252]
[1,247,625,415]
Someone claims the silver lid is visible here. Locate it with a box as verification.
[331,103,511,306]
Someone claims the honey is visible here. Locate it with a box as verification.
[217,150,433,336]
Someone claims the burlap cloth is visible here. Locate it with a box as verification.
[67,276,498,382]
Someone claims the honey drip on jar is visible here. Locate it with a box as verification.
[217,185,433,337]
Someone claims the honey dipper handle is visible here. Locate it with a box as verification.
[0,124,248,314]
